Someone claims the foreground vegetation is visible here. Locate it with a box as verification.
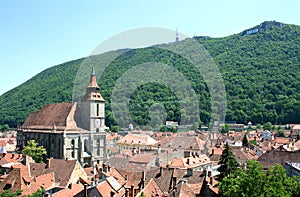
[217,143,300,197]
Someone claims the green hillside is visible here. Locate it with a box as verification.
[0,21,299,130]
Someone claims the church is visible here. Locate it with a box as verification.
[16,67,107,166]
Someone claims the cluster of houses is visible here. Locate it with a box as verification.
[0,68,299,196]
[0,124,299,196]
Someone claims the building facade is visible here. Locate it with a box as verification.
[17,68,107,166]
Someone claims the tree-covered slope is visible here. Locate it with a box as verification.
[0,21,299,129]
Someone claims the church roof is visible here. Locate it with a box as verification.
[22,102,78,131]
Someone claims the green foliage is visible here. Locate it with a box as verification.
[0,21,300,129]
[22,140,47,163]
[242,133,248,146]
[219,124,229,134]
[217,143,239,180]
[256,124,262,129]
[277,130,285,137]
[23,188,44,197]
[249,140,257,145]
[218,160,300,197]
[0,190,22,197]
[110,125,120,132]
[263,122,273,131]
[0,124,9,132]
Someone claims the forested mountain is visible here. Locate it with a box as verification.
[0,21,299,130]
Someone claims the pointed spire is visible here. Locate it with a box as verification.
[82,66,105,102]
[92,66,95,76]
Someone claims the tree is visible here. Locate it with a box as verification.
[110,125,120,132]
[0,190,22,197]
[242,133,248,146]
[256,124,262,129]
[263,122,272,131]
[217,143,239,180]
[22,140,47,163]
[219,124,229,134]
[218,160,300,197]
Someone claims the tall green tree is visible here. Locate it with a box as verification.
[22,140,47,163]
[217,143,239,180]
[242,133,249,146]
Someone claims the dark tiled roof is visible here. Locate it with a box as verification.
[105,157,129,169]
[22,102,78,131]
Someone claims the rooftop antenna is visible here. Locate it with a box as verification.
[176,28,179,42]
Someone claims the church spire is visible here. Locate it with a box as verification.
[82,67,105,101]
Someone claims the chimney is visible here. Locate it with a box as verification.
[140,171,146,190]
[125,174,128,181]
[160,167,163,176]
[84,184,88,197]
[173,176,177,190]
[130,185,134,197]
[46,158,51,168]
[108,165,111,172]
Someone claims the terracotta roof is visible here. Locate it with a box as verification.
[105,157,129,169]
[0,153,23,167]
[35,172,56,189]
[96,176,126,197]
[258,150,300,169]
[170,181,196,197]
[136,178,164,197]
[22,102,78,131]
[273,137,291,144]
[170,155,211,169]
[52,183,84,197]
[117,134,158,146]
[129,153,154,164]
[158,136,205,150]
[81,72,105,102]
[100,166,127,186]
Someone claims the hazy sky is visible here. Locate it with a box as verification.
[0,0,299,95]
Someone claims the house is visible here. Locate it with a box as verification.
[135,178,164,197]
[0,158,88,196]
[169,154,212,172]
[258,149,300,169]
[17,68,107,166]
[0,138,16,153]
[116,134,158,151]
[260,130,274,141]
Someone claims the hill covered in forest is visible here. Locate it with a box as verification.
[0,21,299,130]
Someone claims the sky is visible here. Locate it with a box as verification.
[0,0,299,95]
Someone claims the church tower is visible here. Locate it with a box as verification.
[81,67,106,132]
[81,67,107,165]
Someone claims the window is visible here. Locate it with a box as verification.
[96,103,99,117]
